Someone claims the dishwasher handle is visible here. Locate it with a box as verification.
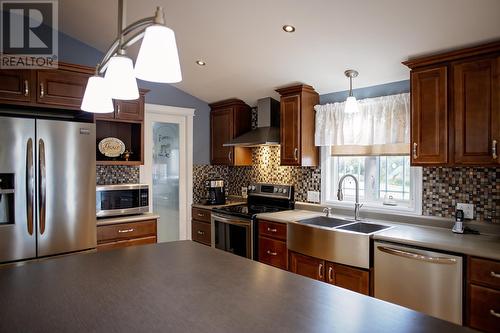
[377,246,457,265]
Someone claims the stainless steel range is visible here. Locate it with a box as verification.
[211,183,294,259]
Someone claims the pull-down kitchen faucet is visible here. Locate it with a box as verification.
[337,174,362,221]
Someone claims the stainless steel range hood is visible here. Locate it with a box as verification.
[223,97,280,147]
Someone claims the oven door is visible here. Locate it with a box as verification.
[211,213,252,259]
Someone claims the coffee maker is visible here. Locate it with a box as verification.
[206,179,226,205]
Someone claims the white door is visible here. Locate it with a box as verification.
[141,104,193,243]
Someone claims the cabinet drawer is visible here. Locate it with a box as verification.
[469,284,500,333]
[97,236,156,251]
[192,220,211,246]
[97,220,157,243]
[470,257,500,289]
[258,237,287,269]
[192,207,211,223]
[258,220,286,240]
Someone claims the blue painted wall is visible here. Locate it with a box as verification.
[58,32,211,164]
[319,80,410,104]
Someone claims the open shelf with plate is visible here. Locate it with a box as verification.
[96,119,143,165]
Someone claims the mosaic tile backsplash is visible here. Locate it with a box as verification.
[193,149,499,222]
[96,165,140,185]
[422,167,499,223]
[193,146,320,203]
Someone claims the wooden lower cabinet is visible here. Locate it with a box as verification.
[289,251,370,295]
[289,251,325,281]
[467,256,500,333]
[191,207,211,246]
[258,236,287,270]
[326,262,370,295]
[192,220,211,246]
[97,236,156,251]
[97,219,157,251]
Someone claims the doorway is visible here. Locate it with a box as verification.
[141,104,194,242]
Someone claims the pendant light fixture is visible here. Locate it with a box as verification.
[344,69,359,114]
[81,0,182,112]
[81,70,114,113]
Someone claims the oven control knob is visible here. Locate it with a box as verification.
[274,188,278,193]
[251,186,256,191]
[282,188,287,194]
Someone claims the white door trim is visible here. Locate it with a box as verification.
[140,103,194,242]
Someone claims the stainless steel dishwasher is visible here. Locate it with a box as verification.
[374,241,463,325]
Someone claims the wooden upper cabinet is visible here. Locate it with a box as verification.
[276,84,319,166]
[410,67,448,165]
[115,92,145,121]
[288,251,325,281]
[95,89,148,121]
[36,68,89,109]
[453,56,500,165]
[210,99,252,166]
[0,69,33,102]
[404,40,500,167]
[280,94,301,165]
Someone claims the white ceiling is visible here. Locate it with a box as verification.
[60,0,500,105]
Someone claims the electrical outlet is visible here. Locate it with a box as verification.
[307,191,320,203]
[456,203,474,219]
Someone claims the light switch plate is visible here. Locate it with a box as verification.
[456,203,474,219]
[307,191,320,203]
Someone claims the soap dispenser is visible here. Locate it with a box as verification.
[452,209,465,234]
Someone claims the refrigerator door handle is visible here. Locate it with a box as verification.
[26,138,34,235]
[39,139,46,235]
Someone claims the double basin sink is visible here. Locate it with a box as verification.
[288,216,391,269]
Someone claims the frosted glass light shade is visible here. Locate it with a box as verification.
[135,24,182,83]
[81,76,114,113]
[105,55,139,100]
[344,96,359,114]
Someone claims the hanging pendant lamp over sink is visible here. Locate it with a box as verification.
[80,0,182,113]
[344,69,359,114]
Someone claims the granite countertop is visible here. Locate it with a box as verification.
[256,210,500,261]
[0,241,473,333]
[96,212,161,226]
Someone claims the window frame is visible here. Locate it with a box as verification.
[320,147,423,215]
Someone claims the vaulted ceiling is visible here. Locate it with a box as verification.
[60,0,500,105]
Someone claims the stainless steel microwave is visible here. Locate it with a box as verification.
[96,184,149,218]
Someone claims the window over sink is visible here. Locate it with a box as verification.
[322,151,422,214]
[315,93,422,215]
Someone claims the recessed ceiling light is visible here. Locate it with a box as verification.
[195,60,206,66]
[282,25,295,33]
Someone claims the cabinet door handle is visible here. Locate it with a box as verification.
[24,80,29,96]
[328,266,334,283]
[318,263,324,279]
[493,140,498,160]
[490,309,500,318]
[197,213,205,217]
[267,227,277,233]
[266,250,277,256]
[293,148,298,160]
[413,142,418,159]
[491,271,500,279]
[197,230,205,235]
[39,83,44,98]
[228,150,232,163]
[116,104,121,113]
[118,228,134,233]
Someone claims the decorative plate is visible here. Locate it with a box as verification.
[98,137,125,157]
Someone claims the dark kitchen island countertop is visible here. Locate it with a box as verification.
[0,241,475,333]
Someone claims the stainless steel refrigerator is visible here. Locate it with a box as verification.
[0,116,96,263]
